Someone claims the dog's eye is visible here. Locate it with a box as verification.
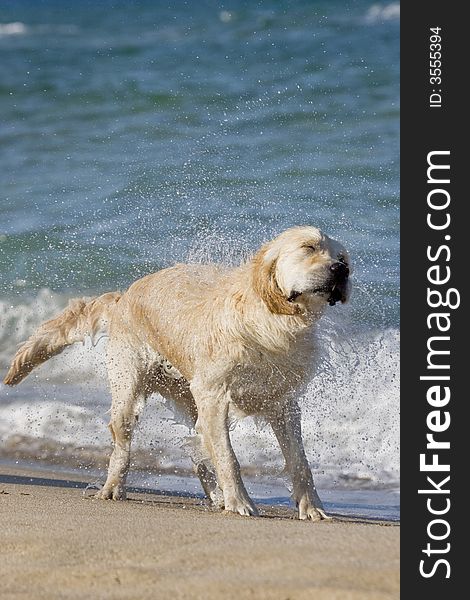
[304,245,317,252]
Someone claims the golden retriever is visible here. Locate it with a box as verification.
[4,226,351,520]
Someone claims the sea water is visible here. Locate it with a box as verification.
[0,1,399,519]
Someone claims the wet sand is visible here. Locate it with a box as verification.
[0,465,399,599]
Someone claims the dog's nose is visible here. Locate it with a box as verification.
[330,261,349,278]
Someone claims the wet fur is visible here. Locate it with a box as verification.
[4,226,350,520]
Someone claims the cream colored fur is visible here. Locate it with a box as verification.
[4,226,351,520]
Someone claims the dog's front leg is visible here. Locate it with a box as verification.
[269,401,331,521]
[191,383,258,517]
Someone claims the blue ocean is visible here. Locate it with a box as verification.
[0,1,399,520]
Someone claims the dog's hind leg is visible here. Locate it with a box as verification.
[96,392,143,500]
[184,429,224,508]
[170,394,224,508]
[96,342,144,501]
[195,460,224,508]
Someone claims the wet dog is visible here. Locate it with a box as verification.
[4,226,351,520]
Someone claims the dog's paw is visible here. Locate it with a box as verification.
[224,492,259,517]
[299,505,332,522]
[298,495,332,522]
[95,484,126,501]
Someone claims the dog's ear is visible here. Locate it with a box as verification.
[252,245,299,315]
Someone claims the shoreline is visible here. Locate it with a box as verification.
[0,464,399,599]
[0,456,400,523]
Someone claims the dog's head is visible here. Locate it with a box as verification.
[252,226,351,315]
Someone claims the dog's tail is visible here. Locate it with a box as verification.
[3,291,121,386]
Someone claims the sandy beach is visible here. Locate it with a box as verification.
[0,464,399,600]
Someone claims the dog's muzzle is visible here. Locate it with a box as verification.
[327,261,350,306]
[287,262,350,305]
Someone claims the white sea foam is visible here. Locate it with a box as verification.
[0,22,28,36]
[0,22,79,38]
[0,290,399,489]
[365,3,400,23]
